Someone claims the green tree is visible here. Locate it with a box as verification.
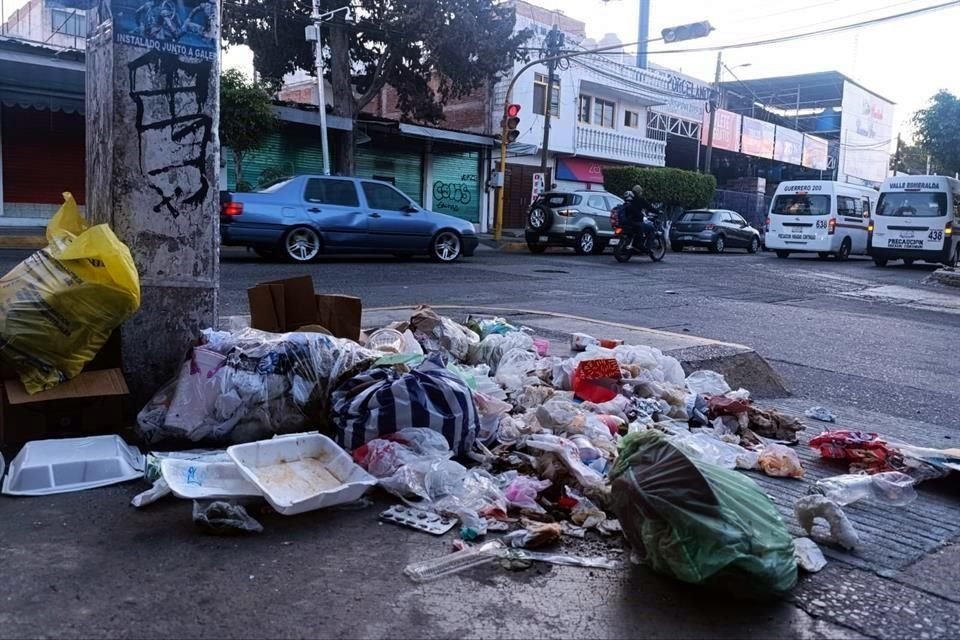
[220,69,277,192]
[891,142,935,176]
[603,167,717,210]
[223,0,529,175]
[913,90,960,176]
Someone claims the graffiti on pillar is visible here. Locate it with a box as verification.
[113,0,217,61]
[128,50,213,217]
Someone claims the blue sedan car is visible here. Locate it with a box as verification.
[221,175,479,262]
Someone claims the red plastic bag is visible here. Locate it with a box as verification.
[809,430,897,473]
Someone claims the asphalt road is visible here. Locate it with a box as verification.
[212,245,960,431]
[2,245,959,639]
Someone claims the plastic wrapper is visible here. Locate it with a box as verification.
[353,428,453,478]
[758,444,805,478]
[747,407,805,443]
[503,519,563,548]
[805,406,836,423]
[0,193,141,394]
[668,431,757,470]
[794,495,860,550]
[409,307,479,363]
[566,486,606,529]
[192,501,263,535]
[502,474,551,513]
[610,430,798,597]
[513,549,620,570]
[813,471,916,506]
[466,316,518,339]
[793,537,827,573]
[494,348,540,396]
[474,391,513,444]
[685,370,731,397]
[809,430,898,473]
[535,399,586,433]
[525,433,606,491]
[613,345,685,385]
[404,540,505,582]
[331,354,480,456]
[137,328,376,445]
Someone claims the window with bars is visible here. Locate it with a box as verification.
[533,72,560,117]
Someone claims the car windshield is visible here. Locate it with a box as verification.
[680,211,714,222]
[257,179,294,193]
[771,194,831,216]
[876,192,948,218]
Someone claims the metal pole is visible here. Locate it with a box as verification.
[313,0,332,175]
[893,133,902,176]
[540,61,556,173]
[703,50,722,175]
[495,107,508,241]
[637,0,651,68]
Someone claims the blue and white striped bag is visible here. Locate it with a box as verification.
[331,354,480,456]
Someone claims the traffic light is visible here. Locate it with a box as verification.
[496,104,522,145]
[661,21,713,44]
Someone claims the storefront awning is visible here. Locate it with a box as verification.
[273,105,354,131]
[399,123,494,147]
[0,39,85,114]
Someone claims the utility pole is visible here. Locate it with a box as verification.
[85,1,221,401]
[540,25,563,174]
[893,133,902,175]
[307,3,350,176]
[636,0,651,68]
[703,50,723,175]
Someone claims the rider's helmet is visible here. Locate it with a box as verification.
[631,185,644,198]
[622,191,633,201]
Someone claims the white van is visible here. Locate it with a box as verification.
[869,176,960,267]
[765,181,878,260]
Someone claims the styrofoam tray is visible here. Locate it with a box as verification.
[2,435,144,496]
[227,433,376,515]
[160,458,262,500]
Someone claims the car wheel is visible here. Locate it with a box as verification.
[671,242,684,253]
[776,250,790,259]
[747,237,760,254]
[873,256,889,267]
[431,230,462,262]
[835,238,852,261]
[528,206,552,232]
[527,241,547,254]
[283,226,321,262]
[709,235,725,254]
[575,229,596,255]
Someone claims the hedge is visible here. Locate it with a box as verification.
[603,167,717,210]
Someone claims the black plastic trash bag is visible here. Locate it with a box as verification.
[610,430,797,597]
[331,354,480,456]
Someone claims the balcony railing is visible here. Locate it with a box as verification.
[575,126,666,167]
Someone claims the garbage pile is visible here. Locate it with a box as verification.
[1,301,952,595]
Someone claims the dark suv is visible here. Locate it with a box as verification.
[669,209,762,254]
[525,190,624,255]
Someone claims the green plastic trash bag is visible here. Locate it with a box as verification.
[610,430,797,597]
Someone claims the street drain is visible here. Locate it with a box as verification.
[533,269,569,274]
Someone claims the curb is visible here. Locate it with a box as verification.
[479,238,529,253]
[0,235,45,250]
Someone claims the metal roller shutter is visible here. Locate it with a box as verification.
[225,129,327,190]
[355,147,423,204]
[429,151,480,223]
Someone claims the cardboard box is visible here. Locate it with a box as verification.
[0,332,131,448]
[248,276,362,341]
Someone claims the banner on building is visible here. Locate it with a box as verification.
[802,135,830,171]
[700,108,742,153]
[740,117,776,159]
[838,80,894,186]
[556,157,618,184]
[773,126,803,165]
[112,0,217,61]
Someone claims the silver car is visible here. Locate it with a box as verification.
[524,190,624,255]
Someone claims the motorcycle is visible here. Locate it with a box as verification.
[612,209,667,263]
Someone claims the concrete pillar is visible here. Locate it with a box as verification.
[85,1,220,401]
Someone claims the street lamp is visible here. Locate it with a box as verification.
[703,56,752,176]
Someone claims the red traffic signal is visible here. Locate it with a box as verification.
[506,103,521,118]
[496,103,522,144]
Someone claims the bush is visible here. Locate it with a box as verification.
[603,167,717,210]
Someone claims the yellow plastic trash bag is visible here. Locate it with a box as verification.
[0,193,141,394]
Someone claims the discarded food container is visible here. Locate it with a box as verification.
[599,338,624,349]
[532,338,550,357]
[368,329,405,354]
[227,433,377,515]
[160,458,262,500]
[570,332,598,351]
[2,434,144,496]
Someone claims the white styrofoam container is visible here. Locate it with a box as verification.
[227,433,376,515]
[2,435,144,497]
[160,458,262,500]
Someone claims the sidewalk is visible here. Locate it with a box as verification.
[478,229,528,252]
[0,225,45,250]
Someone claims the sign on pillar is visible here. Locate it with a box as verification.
[86,0,221,401]
[531,172,546,202]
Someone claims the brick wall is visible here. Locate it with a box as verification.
[362,80,490,134]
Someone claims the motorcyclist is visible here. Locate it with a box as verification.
[624,185,659,249]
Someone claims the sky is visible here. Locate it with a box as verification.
[3,0,958,139]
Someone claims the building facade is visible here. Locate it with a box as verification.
[1,0,86,50]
